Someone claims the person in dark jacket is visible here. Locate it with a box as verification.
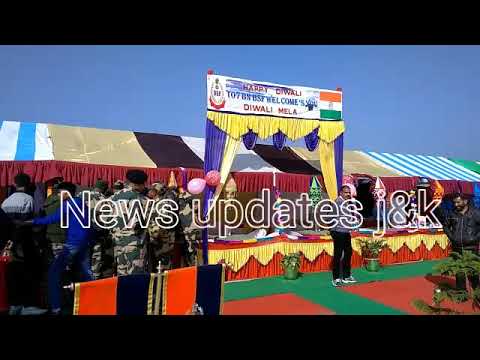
[441,193,480,290]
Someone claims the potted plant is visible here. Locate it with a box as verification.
[412,251,480,315]
[280,252,301,280]
[358,238,387,272]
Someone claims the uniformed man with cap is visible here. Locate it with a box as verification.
[112,180,124,196]
[146,182,177,271]
[110,170,149,276]
[177,189,201,266]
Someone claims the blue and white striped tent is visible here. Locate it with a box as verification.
[0,121,54,161]
[365,152,480,182]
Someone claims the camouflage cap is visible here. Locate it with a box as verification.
[152,182,167,195]
[113,180,124,190]
[95,179,109,192]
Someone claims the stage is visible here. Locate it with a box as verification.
[206,230,450,281]
[222,259,480,315]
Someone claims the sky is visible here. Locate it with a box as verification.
[0,45,479,160]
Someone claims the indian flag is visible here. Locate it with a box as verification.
[319,91,342,120]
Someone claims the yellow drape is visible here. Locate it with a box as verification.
[319,139,338,199]
[318,121,346,143]
[207,111,345,141]
[208,234,449,272]
[207,134,241,216]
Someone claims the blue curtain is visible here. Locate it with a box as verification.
[201,119,227,264]
[333,133,344,196]
[273,131,286,150]
[304,128,319,151]
[242,130,258,150]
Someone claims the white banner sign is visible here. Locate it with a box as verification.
[207,74,342,120]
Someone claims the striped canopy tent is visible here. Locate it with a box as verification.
[363,152,480,182]
[0,120,331,192]
[0,120,291,190]
[291,148,480,194]
[290,148,402,177]
[1,120,478,189]
[448,158,480,176]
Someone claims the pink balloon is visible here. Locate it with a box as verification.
[205,170,221,187]
[187,178,206,195]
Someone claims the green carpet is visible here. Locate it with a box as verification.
[224,260,443,315]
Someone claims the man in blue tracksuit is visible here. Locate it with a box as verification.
[24,182,94,314]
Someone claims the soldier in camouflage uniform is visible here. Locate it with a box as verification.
[112,180,124,196]
[43,182,67,260]
[146,182,177,271]
[110,170,149,276]
[177,189,201,266]
[80,180,113,279]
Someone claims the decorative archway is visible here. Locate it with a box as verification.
[201,71,345,263]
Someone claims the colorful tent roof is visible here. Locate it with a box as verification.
[0,121,281,172]
[364,152,480,181]
[1,120,479,182]
[448,158,480,175]
[290,148,402,177]
[0,121,54,161]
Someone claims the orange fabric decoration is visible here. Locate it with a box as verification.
[162,267,197,315]
[432,179,445,200]
[167,170,178,189]
[74,277,118,315]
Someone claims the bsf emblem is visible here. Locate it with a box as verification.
[209,78,226,109]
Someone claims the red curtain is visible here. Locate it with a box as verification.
[458,181,474,195]
[437,180,461,195]
[276,173,313,193]
[231,172,273,192]
[2,160,476,195]
[231,172,316,193]
[380,176,417,194]
[0,160,204,188]
[0,161,318,193]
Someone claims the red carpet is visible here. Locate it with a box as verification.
[341,276,480,315]
[223,293,335,315]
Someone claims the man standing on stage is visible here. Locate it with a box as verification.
[330,185,360,287]
[441,193,480,290]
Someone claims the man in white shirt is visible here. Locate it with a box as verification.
[1,183,33,217]
[1,173,45,315]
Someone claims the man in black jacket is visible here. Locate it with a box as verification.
[441,193,480,290]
